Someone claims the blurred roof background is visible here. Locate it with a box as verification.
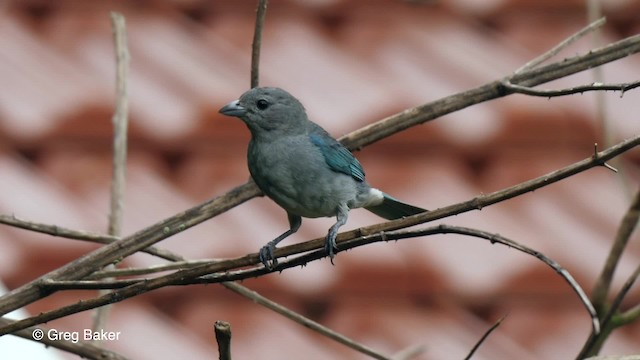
[0,0,639,359]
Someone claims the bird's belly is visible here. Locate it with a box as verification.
[249,146,357,218]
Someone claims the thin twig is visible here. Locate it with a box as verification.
[36,134,640,294]
[339,33,640,150]
[515,17,606,73]
[31,239,393,360]
[4,134,638,333]
[604,263,640,327]
[106,12,129,239]
[9,216,383,360]
[250,0,268,88]
[587,2,612,150]
[223,282,392,360]
[0,180,261,317]
[0,213,182,261]
[464,314,508,360]
[580,255,640,357]
[500,80,640,98]
[0,318,128,360]
[2,32,640,325]
[591,189,640,314]
[0,214,118,242]
[87,260,216,279]
[93,12,130,336]
[362,227,598,336]
[2,133,638,333]
[214,320,232,360]
[33,223,601,338]
[390,344,426,360]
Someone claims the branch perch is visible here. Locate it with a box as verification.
[5,132,637,335]
[1,29,639,339]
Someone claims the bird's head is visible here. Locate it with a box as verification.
[219,87,308,138]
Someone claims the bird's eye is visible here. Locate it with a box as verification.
[256,99,269,110]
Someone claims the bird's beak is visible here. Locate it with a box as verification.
[219,100,246,117]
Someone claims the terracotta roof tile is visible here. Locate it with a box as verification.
[1,1,640,358]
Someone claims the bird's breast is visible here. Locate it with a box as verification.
[247,136,360,218]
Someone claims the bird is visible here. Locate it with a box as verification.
[219,87,426,269]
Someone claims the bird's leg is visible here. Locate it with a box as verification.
[259,213,301,270]
[326,204,349,264]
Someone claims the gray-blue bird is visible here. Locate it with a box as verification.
[219,87,426,269]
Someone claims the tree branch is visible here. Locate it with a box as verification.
[500,80,640,97]
[1,31,639,336]
[223,282,392,360]
[592,188,640,314]
[250,0,268,88]
[515,17,606,73]
[339,33,640,150]
[214,320,232,360]
[93,9,130,337]
[464,314,508,360]
[0,181,262,316]
[0,318,128,360]
[6,131,636,335]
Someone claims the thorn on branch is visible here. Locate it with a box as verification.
[593,143,618,173]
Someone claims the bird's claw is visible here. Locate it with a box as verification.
[259,243,278,270]
[325,236,338,265]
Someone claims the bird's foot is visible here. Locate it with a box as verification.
[325,235,338,265]
[259,242,278,270]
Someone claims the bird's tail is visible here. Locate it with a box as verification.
[365,193,426,220]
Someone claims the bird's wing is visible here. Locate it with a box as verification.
[309,133,365,182]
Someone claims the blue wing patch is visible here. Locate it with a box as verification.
[310,133,365,182]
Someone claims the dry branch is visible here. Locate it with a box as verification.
[0,318,128,360]
[92,9,130,337]
[3,134,637,335]
[250,0,268,88]
[1,28,640,350]
[339,33,640,150]
[214,321,232,360]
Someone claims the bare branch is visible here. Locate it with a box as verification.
[223,282,392,360]
[0,213,182,261]
[250,0,268,88]
[500,80,640,98]
[88,260,216,279]
[515,17,606,73]
[107,11,129,238]
[339,33,640,150]
[464,314,508,360]
[607,263,640,327]
[592,189,640,314]
[580,259,640,357]
[2,133,637,334]
[1,32,640,331]
[0,180,261,317]
[0,214,118,242]
[214,320,232,360]
[8,129,636,335]
[0,318,128,360]
[93,10,131,337]
[390,344,426,360]
[4,134,637,334]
